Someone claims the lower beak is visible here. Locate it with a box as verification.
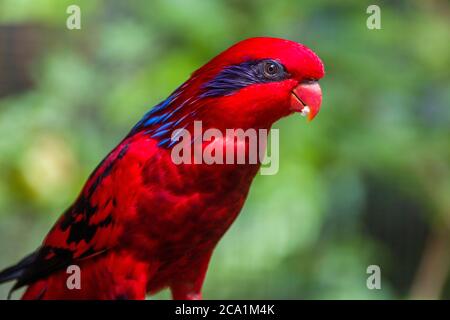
[290,81,322,121]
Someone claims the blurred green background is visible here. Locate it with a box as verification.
[0,0,449,299]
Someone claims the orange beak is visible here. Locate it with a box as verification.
[290,80,322,121]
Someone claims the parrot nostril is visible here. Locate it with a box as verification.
[301,79,318,85]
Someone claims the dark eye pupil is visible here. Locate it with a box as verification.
[266,63,277,74]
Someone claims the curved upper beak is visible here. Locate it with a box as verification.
[290,80,322,121]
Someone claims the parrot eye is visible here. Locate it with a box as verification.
[261,60,286,80]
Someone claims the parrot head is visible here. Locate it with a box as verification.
[132,37,325,146]
[193,37,325,128]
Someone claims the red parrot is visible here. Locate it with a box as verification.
[0,37,324,299]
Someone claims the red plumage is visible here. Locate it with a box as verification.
[0,37,324,299]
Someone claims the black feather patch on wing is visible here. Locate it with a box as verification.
[0,251,39,284]
[10,246,74,292]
